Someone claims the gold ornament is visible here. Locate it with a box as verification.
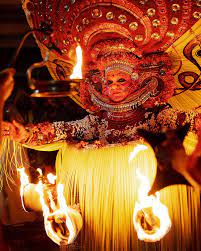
[171,17,179,25]
[74,37,80,42]
[63,39,69,45]
[151,33,160,40]
[193,11,201,19]
[92,9,102,18]
[152,19,160,28]
[118,15,127,24]
[196,0,201,7]
[147,8,156,17]
[62,48,67,54]
[166,31,175,37]
[82,18,90,25]
[106,12,114,20]
[76,25,82,32]
[172,4,180,12]
[129,22,138,31]
[135,35,144,41]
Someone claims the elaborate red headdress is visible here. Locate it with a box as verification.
[23,0,199,57]
[22,0,201,111]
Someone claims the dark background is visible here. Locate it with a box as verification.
[0,1,86,250]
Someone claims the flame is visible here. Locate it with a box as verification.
[56,183,78,244]
[17,167,82,246]
[35,176,82,245]
[37,168,43,176]
[35,180,66,245]
[70,45,83,79]
[47,173,57,184]
[47,173,57,210]
[129,144,148,163]
[17,167,30,212]
[133,168,171,242]
[47,189,57,211]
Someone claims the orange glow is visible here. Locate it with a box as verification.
[17,167,30,212]
[70,45,83,79]
[133,168,171,242]
[35,173,82,246]
[56,183,81,244]
[17,167,82,246]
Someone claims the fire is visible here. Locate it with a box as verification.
[36,180,83,246]
[17,167,83,246]
[47,173,57,184]
[17,167,30,212]
[129,145,171,242]
[133,168,171,242]
[36,168,43,176]
[129,144,148,163]
[70,45,83,79]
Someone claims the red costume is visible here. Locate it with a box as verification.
[2,0,201,250]
[17,0,201,146]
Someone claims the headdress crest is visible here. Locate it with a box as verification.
[22,0,201,111]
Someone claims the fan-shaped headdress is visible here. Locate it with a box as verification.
[22,0,201,111]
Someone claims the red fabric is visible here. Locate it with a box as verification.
[24,0,198,59]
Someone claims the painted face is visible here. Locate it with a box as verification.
[103,70,134,102]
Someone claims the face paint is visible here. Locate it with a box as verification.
[103,70,135,102]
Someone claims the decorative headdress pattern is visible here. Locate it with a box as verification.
[80,37,175,112]
[22,0,201,111]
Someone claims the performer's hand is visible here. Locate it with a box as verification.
[2,120,29,143]
[0,68,15,102]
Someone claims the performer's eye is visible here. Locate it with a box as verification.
[117,78,126,83]
[107,80,113,85]
[93,83,102,93]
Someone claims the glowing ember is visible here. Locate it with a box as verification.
[70,45,83,79]
[133,168,171,242]
[47,173,57,184]
[17,167,30,212]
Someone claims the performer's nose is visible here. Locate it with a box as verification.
[110,82,120,90]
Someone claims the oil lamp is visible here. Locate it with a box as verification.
[8,28,83,99]
[27,45,83,98]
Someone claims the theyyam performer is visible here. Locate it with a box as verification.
[1,0,201,250]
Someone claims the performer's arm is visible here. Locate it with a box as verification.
[2,115,100,146]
